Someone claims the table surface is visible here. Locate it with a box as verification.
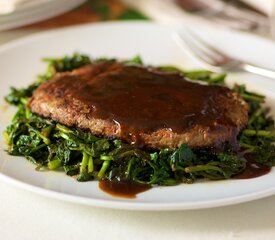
[1,1,275,239]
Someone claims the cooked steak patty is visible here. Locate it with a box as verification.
[28,61,248,149]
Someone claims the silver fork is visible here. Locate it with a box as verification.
[174,29,275,79]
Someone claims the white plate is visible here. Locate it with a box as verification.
[0,0,86,31]
[1,22,275,211]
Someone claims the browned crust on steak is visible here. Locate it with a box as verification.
[28,62,248,149]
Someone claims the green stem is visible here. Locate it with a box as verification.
[48,157,61,170]
[239,142,256,151]
[185,165,223,173]
[88,156,94,173]
[98,161,110,179]
[80,152,89,173]
[59,132,71,141]
[41,125,54,138]
[56,123,73,133]
[100,155,113,161]
[125,158,134,179]
[20,97,28,105]
[241,93,264,102]
[25,108,31,119]
[243,129,275,138]
[27,124,51,145]
[248,108,264,126]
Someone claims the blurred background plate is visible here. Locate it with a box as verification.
[0,0,86,31]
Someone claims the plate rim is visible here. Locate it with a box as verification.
[0,20,272,53]
[0,21,154,50]
[1,170,275,211]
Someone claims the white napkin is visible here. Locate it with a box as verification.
[242,0,274,15]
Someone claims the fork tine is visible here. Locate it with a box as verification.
[185,29,232,61]
[175,31,218,66]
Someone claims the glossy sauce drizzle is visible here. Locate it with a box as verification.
[99,179,151,198]
[233,161,271,179]
[233,153,271,179]
[51,62,240,146]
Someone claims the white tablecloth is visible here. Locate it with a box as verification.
[1,31,275,240]
[2,179,275,240]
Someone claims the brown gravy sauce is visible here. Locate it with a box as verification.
[100,157,271,198]
[233,153,271,179]
[99,179,151,198]
[54,62,237,146]
[233,161,271,179]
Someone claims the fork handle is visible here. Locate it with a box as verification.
[242,64,275,79]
